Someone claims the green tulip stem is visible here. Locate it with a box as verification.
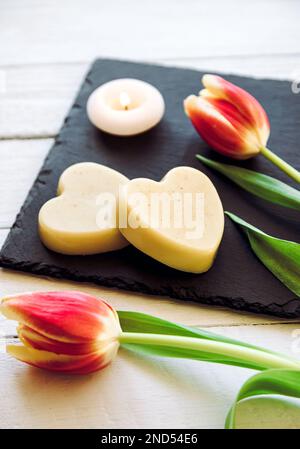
[119,332,300,371]
[260,146,300,184]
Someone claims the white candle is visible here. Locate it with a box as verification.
[86,78,165,136]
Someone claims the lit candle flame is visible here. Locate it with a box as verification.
[119,91,131,110]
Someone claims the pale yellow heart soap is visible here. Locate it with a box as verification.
[39,162,129,255]
[119,166,224,273]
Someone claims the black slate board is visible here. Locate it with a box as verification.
[1,59,299,318]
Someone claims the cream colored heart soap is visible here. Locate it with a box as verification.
[119,166,224,273]
[39,162,129,255]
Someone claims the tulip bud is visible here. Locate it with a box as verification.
[0,291,121,374]
[184,74,270,160]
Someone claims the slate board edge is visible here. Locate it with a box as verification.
[0,254,299,319]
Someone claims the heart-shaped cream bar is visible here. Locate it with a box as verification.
[39,162,129,255]
[119,166,224,273]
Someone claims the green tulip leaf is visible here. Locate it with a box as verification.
[196,154,300,210]
[226,212,300,296]
[119,311,300,428]
[118,311,298,371]
[226,369,300,428]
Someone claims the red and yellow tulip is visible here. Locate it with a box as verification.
[0,291,121,374]
[1,291,300,428]
[184,74,270,160]
[184,74,300,183]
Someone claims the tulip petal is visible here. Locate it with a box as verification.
[184,95,257,159]
[202,74,270,145]
[1,291,121,344]
[204,97,263,153]
[203,98,249,130]
[7,341,119,374]
[18,324,102,355]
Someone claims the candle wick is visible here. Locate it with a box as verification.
[120,92,131,111]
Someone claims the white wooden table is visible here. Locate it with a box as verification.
[0,0,300,429]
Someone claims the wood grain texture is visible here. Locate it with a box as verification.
[0,64,88,139]
[0,322,299,429]
[1,0,299,65]
[0,139,52,228]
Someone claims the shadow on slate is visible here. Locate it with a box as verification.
[1,59,299,318]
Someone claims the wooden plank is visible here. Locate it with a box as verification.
[163,54,300,80]
[1,0,299,65]
[0,321,299,428]
[0,267,298,327]
[0,55,299,139]
[0,139,52,228]
[0,229,8,247]
[0,64,88,139]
